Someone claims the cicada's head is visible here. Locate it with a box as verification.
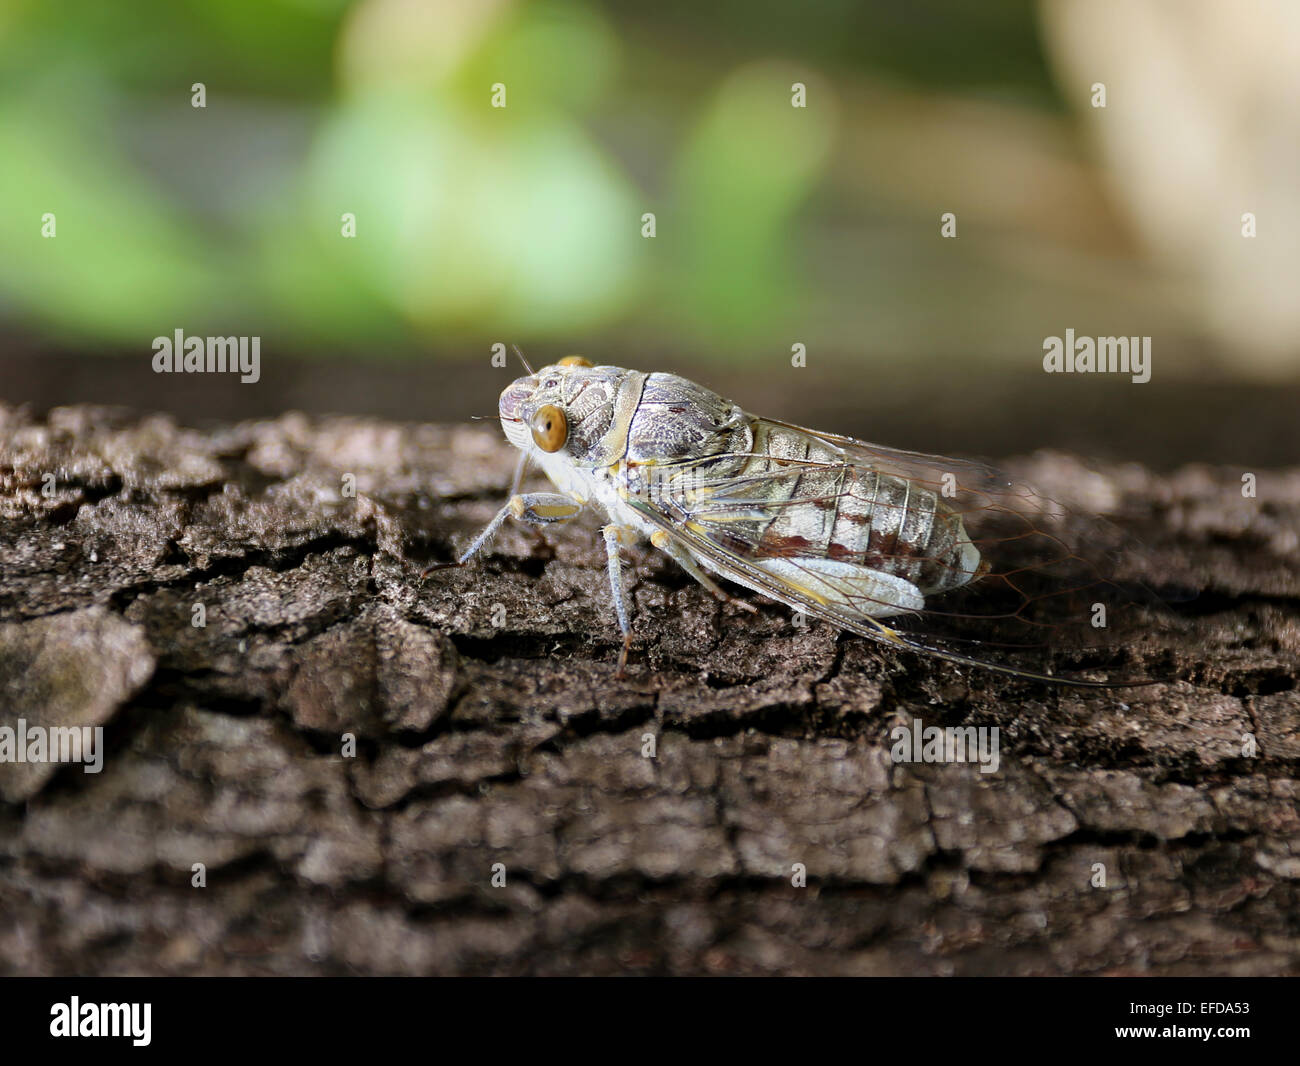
[498,356,628,465]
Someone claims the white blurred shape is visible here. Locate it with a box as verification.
[1041,0,1300,375]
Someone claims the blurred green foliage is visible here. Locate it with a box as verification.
[0,0,1075,361]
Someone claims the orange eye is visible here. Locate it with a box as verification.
[530,404,568,452]
[557,355,592,367]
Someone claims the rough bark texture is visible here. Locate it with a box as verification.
[1,402,1298,976]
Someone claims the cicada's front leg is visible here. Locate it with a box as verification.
[422,493,583,578]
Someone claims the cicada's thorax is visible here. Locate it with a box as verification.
[618,374,980,597]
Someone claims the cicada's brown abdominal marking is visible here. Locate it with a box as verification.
[449,359,1160,687]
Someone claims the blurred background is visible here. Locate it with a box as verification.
[1,0,1297,469]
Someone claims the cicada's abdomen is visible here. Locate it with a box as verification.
[747,423,981,596]
[628,408,981,600]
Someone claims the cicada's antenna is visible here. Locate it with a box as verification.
[512,344,534,375]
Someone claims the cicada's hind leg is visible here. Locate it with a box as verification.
[648,530,757,614]
[422,493,583,578]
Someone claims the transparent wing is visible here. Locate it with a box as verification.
[622,415,1176,686]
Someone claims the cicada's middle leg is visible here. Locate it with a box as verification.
[421,493,583,578]
[603,524,641,678]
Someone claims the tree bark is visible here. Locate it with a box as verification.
[1,403,1297,975]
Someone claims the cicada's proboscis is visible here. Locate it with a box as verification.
[436,358,1176,687]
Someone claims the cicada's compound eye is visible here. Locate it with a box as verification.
[557,355,592,368]
[530,404,568,453]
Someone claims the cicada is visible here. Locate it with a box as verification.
[436,356,1167,687]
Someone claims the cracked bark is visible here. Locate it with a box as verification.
[1,402,1298,976]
